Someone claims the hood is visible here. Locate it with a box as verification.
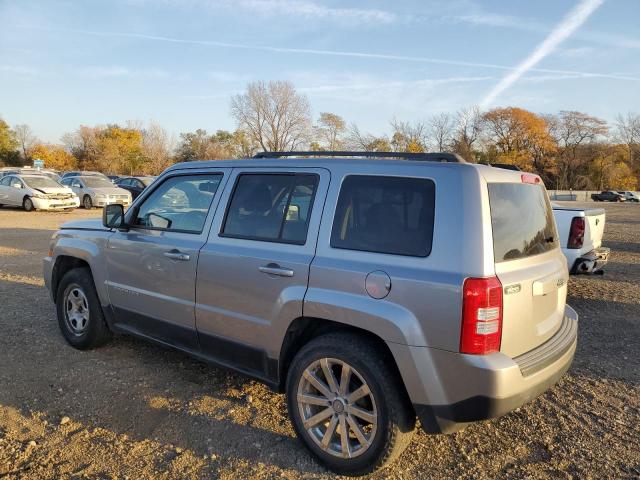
[35,186,75,195]
[60,218,106,231]
[92,187,130,196]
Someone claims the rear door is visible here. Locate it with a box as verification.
[487,181,568,358]
[195,168,329,372]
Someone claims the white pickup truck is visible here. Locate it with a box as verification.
[552,204,609,274]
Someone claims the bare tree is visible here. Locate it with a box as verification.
[429,113,454,152]
[548,111,609,189]
[14,124,37,161]
[314,112,346,150]
[614,112,640,171]
[141,122,174,174]
[346,124,391,152]
[230,81,311,152]
[389,118,428,152]
[453,106,481,161]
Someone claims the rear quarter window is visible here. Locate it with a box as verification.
[330,175,435,257]
[488,183,558,262]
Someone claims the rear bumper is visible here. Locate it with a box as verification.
[391,305,578,434]
[570,247,609,274]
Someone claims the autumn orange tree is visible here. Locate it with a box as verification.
[481,107,556,180]
[29,143,77,171]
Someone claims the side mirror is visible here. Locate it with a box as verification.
[103,203,125,229]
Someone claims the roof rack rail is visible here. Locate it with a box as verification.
[252,151,466,163]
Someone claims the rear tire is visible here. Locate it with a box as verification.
[83,195,93,209]
[286,333,415,476]
[56,267,112,349]
[23,197,34,212]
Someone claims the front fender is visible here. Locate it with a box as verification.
[51,233,111,306]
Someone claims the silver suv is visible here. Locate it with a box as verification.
[43,152,578,476]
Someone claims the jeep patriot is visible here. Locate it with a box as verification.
[44,151,578,476]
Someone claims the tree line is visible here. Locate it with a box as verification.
[1,80,638,190]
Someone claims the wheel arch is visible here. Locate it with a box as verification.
[278,317,413,411]
[52,255,92,299]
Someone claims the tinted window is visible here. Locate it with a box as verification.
[222,173,319,245]
[331,175,435,257]
[488,183,557,262]
[118,178,131,186]
[133,174,222,233]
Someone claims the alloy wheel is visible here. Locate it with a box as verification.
[297,357,378,459]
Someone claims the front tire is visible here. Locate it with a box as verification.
[286,333,415,476]
[56,267,112,349]
[83,195,93,209]
[23,197,34,212]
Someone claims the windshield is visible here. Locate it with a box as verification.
[488,183,558,262]
[83,177,114,188]
[23,176,62,189]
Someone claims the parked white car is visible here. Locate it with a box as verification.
[61,175,132,209]
[552,204,609,274]
[0,174,79,211]
[616,191,639,202]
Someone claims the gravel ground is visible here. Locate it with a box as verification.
[0,203,638,479]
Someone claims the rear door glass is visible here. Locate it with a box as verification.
[330,175,435,257]
[488,183,558,262]
[221,173,319,245]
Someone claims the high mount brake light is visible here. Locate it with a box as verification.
[521,174,541,184]
[568,216,585,249]
[460,277,503,355]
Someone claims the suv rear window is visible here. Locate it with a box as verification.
[331,175,435,257]
[488,183,557,262]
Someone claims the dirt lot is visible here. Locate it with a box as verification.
[0,203,638,479]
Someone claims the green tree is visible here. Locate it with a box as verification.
[0,118,20,166]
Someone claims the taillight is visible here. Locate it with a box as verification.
[460,276,503,355]
[567,217,585,249]
[521,173,541,184]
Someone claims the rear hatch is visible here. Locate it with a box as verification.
[487,181,568,358]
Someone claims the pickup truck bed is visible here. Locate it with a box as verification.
[552,205,609,274]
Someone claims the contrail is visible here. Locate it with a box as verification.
[480,0,606,108]
[17,21,637,83]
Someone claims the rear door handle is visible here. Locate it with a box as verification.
[259,264,294,277]
[164,250,190,261]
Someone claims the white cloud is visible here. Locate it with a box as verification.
[479,0,605,108]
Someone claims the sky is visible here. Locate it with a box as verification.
[1,0,639,143]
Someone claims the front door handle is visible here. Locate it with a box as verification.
[259,264,294,277]
[164,250,190,261]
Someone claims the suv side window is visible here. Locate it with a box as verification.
[133,174,222,233]
[221,173,319,245]
[331,175,436,257]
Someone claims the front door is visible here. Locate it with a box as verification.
[195,168,329,377]
[105,171,228,350]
